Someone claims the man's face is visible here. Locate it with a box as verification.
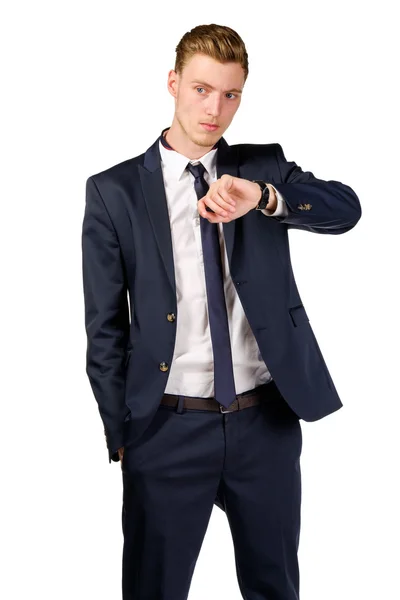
[168,53,244,148]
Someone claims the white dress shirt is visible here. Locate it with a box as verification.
[159,138,288,397]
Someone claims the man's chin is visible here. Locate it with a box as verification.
[192,128,221,146]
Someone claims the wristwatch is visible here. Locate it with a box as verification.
[252,180,270,210]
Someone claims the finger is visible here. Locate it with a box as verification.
[217,188,236,212]
[212,180,235,206]
[198,199,231,222]
[198,200,215,217]
[213,188,236,212]
[201,210,231,224]
[203,193,231,217]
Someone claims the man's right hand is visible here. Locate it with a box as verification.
[118,447,124,463]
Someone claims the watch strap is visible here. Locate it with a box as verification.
[252,180,270,210]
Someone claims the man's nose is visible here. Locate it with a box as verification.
[206,93,222,116]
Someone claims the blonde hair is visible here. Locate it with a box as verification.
[174,24,249,83]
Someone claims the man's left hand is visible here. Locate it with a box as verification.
[197,175,277,223]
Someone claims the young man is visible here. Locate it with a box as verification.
[82,23,361,600]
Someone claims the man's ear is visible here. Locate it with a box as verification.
[167,69,179,98]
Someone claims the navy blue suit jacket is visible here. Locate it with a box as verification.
[81,133,362,463]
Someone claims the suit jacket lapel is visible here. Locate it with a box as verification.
[139,134,239,295]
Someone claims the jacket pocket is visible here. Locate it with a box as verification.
[289,304,309,327]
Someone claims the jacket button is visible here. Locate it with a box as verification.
[167,313,176,322]
[159,362,169,372]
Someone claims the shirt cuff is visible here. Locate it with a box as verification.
[261,184,289,217]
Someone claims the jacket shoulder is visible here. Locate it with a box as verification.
[232,141,282,163]
[87,152,145,186]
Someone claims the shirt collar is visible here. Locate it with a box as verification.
[158,127,218,181]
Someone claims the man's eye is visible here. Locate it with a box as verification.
[196,87,235,99]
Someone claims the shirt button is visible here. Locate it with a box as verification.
[194,216,200,225]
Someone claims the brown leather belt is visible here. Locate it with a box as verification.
[160,380,278,413]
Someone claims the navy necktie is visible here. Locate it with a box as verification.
[186,162,237,409]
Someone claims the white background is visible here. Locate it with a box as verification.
[2,1,399,598]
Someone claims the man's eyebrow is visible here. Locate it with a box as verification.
[190,80,243,94]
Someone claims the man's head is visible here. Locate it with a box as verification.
[166,24,249,157]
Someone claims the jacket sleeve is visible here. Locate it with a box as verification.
[81,176,130,463]
[271,143,362,234]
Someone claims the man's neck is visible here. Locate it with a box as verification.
[164,124,217,160]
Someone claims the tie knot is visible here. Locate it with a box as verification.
[186,161,206,180]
